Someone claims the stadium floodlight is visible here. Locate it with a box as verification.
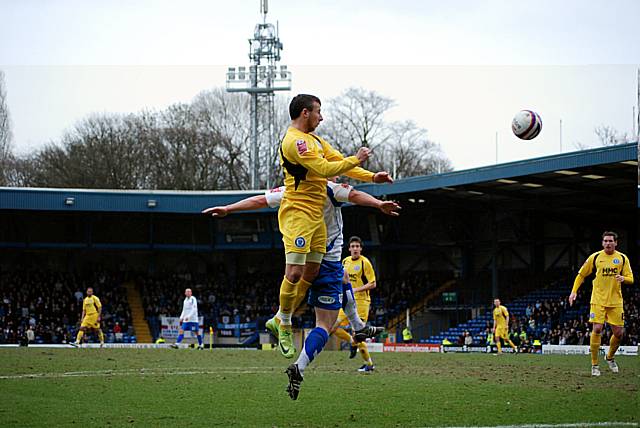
[582,174,606,180]
[522,183,544,188]
[620,160,638,166]
[64,197,75,206]
[225,0,292,189]
[496,179,518,184]
[147,199,157,208]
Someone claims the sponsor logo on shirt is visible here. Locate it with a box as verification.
[294,237,306,248]
[296,140,307,154]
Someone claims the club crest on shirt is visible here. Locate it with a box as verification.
[353,265,360,271]
[296,140,308,154]
[612,258,620,265]
[589,312,596,319]
[294,237,306,248]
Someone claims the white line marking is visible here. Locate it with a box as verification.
[0,366,284,380]
[440,423,638,428]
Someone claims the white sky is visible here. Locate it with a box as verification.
[1,0,639,170]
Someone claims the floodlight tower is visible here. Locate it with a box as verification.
[226,0,292,189]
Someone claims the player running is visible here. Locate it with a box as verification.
[71,287,104,348]
[274,94,392,358]
[171,288,204,350]
[569,231,633,376]
[333,237,380,371]
[492,298,517,354]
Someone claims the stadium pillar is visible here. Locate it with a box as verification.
[491,211,498,299]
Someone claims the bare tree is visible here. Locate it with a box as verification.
[323,87,394,156]
[11,86,452,190]
[0,70,13,185]
[322,87,452,180]
[594,125,630,146]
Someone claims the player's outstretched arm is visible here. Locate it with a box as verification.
[323,142,394,183]
[202,195,268,217]
[347,189,400,216]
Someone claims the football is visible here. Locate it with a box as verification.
[512,110,542,140]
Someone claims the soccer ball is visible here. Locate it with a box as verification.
[512,110,542,140]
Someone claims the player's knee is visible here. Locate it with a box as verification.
[302,264,320,283]
[286,270,302,283]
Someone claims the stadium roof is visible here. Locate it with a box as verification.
[0,143,637,214]
[358,142,637,200]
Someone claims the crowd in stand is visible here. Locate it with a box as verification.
[2,268,638,346]
[139,268,442,339]
[475,287,640,347]
[0,271,132,344]
[374,272,440,324]
[139,270,280,339]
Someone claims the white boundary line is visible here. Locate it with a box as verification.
[439,423,638,428]
[0,366,283,380]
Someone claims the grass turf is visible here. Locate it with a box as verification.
[0,348,638,427]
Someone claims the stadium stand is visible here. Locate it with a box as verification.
[139,270,279,341]
[0,271,134,344]
[0,144,636,345]
[424,284,640,347]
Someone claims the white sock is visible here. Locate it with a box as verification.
[274,309,282,321]
[343,293,365,331]
[280,312,292,326]
[295,350,310,375]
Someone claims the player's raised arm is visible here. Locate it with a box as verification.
[323,140,393,184]
[202,195,269,217]
[347,189,401,216]
[284,137,370,178]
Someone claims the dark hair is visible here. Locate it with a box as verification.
[349,236,362,246]
[289,94,321,120]
[602,231,618,240]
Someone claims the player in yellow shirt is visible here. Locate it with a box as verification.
[333,236,378,372]
[569,231,634,376]
[276,94,392,357]
[71,287,105,347]
[492,298,517,354]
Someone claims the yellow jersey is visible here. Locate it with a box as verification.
[279,127,374,219]
[83,295,102,316]
[342,255,376,303]
[493,305,509,329]
[573,250,633,307]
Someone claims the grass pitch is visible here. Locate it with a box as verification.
[0,348,638,427]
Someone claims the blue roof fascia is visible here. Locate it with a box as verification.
[356,143,637,197]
